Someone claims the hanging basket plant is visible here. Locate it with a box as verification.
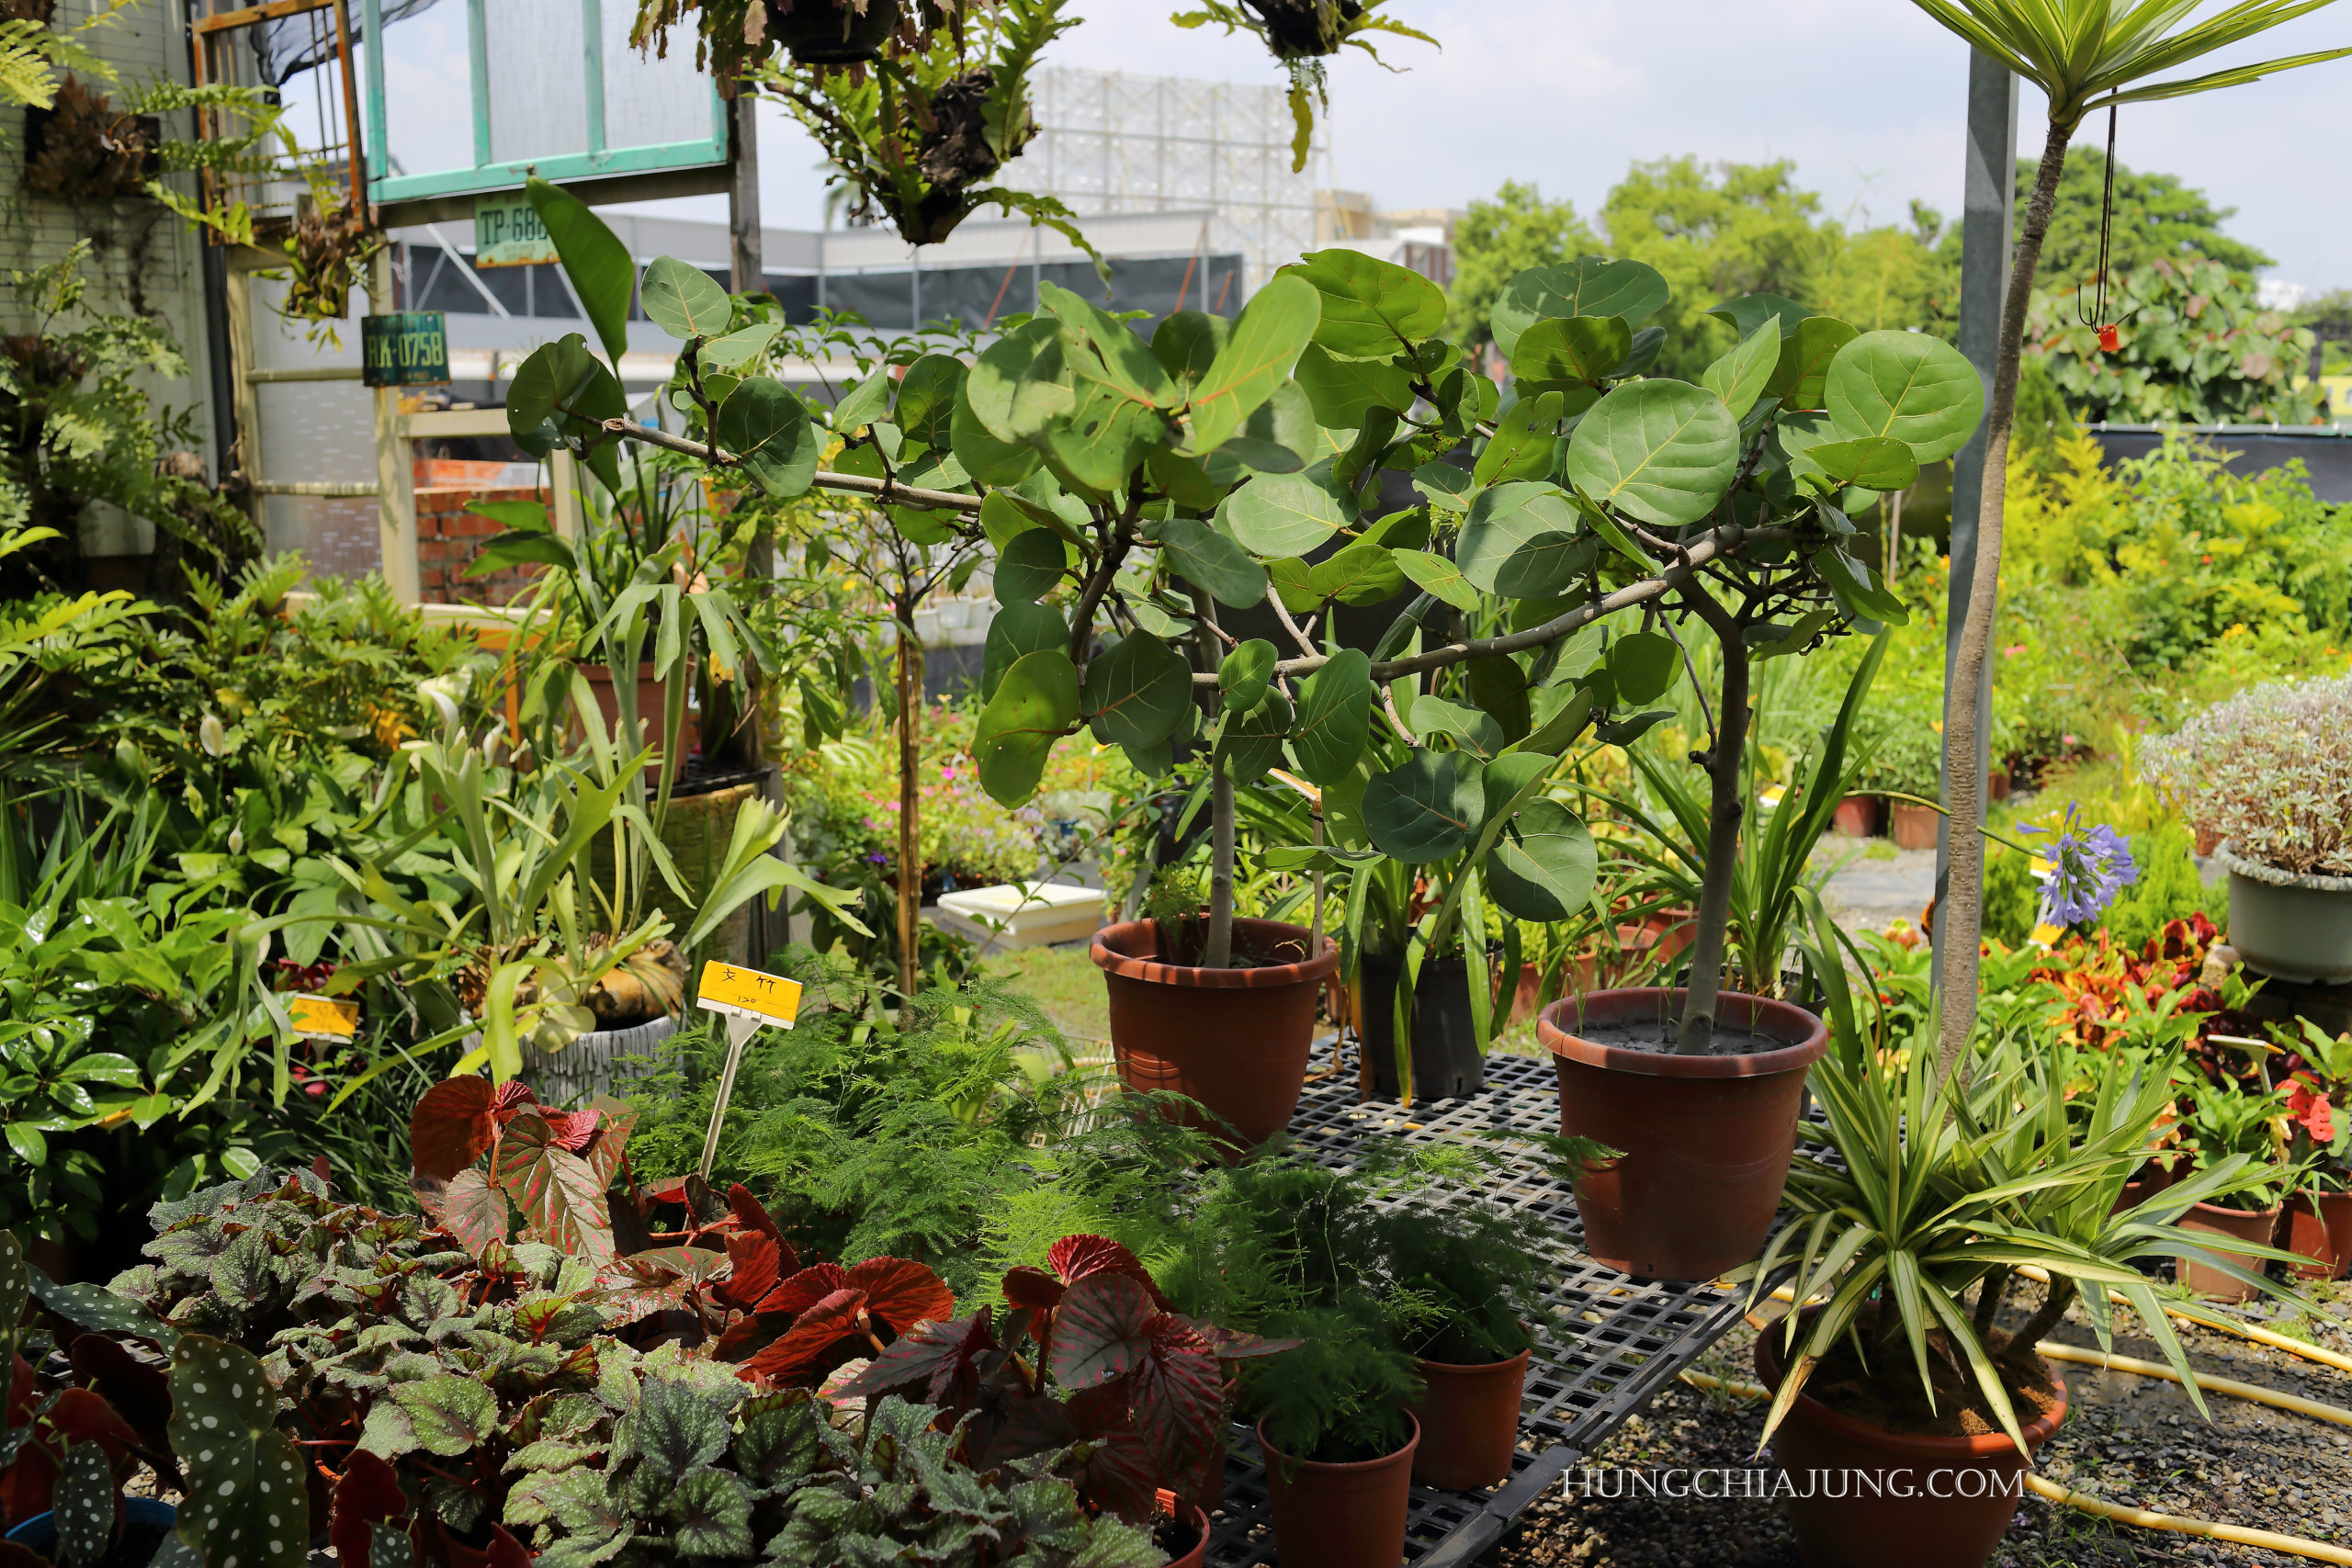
[278,196,380,323]
[22,74,157,200]
[1170,0,1433,168]
[766,0,904,64]
[761,0,1096,252]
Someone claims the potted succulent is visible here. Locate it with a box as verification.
[2174,1074,2301,1302]
[2279,1019,2352,1279]
[2142,672,2352,985]
[1747,1020,2297,1568]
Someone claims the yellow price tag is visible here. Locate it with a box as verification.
[288,994,358,1041]
[696,962,803,1029]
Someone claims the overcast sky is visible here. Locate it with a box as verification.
[569,0,2352,294]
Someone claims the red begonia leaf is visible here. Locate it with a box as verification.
[491,1082,538,1121]
[1047,1235,1168,1308]
[330,1448,409,1568]
[437,1168,510,1258]
[486,1523,533,1568]
[1046,1274,1155,1391]
[539,1109,603,1152]
[727,1184,779,1240]
[67,1337,172,1464]
[740,1289,867,1382]
[845,1258,953,1334]
[713,1234,781,1313]
[410,1077,498,1179]
[832,1313,998,1409]
[713,1310,794,1364]
[761,1263,850,1318]
[1189,1318,1300,1360]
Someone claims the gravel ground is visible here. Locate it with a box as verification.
[1491,1278,2352,1568]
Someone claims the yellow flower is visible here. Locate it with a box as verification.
[1930,718,1944,734]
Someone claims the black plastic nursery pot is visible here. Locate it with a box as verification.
[1536,987,1827,1281]
[767,0,899,62]
[1358,951,1487,1102]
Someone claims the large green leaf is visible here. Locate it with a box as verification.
[1764,316,1860,412]
[1083,632,1193,750]
[1291,649,1373,784]
[1511,316,1633,391]
[1804,435,1920,491]
[1408,695,1505,760]
[639,256,730,341]
[1363,749,1486,863]
[1188,273,1319,451]
[1472,390,1564,488]
[967,319,1074,443]
[1705,292,1813,340]
[1285,248,1447,356]
[1218,467,1351,557]
[507,334,625,459]
[994,528,1069,604]
[1211,379,1317,474]
[1217,638,1277,713]
[1391,548,1477,612]
[894,354,967,448]
[527,177,633,367]
[1489,258,1669,358]
[1292,343,1414,427]
[1825,330,1985,463]
[1563,380,1741,527]
[1486,800,1598,921]
[1038,281,1181,490]
[982,600,1068,700]
[951,372,1046,487]
[170,1334,309,1568]
[1213,692,1294,785]
[1455,483,1596,599]
[1700,318,1782,419]
[390,1375,497,1456]
[716,380,820,499]
[1150,310,1228,397]
[1607,630,1679,704]
[1156,516,1269,608]
[975,650,1080,805]
[1309,540,1406,604]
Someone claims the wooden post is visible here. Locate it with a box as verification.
[370,247,421,603]
[729,93,763,294]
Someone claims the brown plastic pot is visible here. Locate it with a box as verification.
[1152,1490,1209,1568]
[1091,919,1340,1151]
[1831,795,1880,839]
[1755,1331,2067,1568]
[1889,801,1941,852]
[1537,988,1827,1281]
[1407,1343,1528,1490]
[1257,1416,1418,1568]
[2288,1190,2352,1280]
[2179,1200,2283,1301]
[2110,1156,2177,1217]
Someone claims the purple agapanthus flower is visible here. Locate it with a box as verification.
[2032,803,2140,928]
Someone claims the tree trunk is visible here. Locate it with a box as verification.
[895,606,922,999]
[1935,117,2076,1090]
[2004,1276,2075,1358]
[1187,587,1235,968]
[1676,602,1751,1055]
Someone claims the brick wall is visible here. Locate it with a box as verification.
[417,485,549,606]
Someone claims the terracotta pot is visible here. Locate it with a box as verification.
[1538,987,1827,1281]
[1091,919,1340,1151]
[2110,1157,2177,1216]
[1152,1491,1209,1568]
[1566,909,1699,993]
[1756,1331,2067,1568]
[1359,952,1486,1102]
[2178,1200,2283,1301]
[1831,795,1881,839]
[1888,801,1941,852]
[1258,1416,1418,1568]
[2288,1190,2352,1280]
[1988,767,2012,803]
[581,659,695,758]
[1407,1343,1528,1490]
[2195,823,2222,858]
[768,0,899,62]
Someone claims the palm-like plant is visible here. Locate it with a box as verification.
[1907,0,2352,1087]
[1747,1017,2298,1453]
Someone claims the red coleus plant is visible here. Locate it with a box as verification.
[828,1235,1294,1524]
[409,1077,636,1259]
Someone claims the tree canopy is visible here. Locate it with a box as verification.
[2022,149,2274,296]
[1442,181,1601,354]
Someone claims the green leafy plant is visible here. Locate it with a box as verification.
[2177,1072,2299,1213]
[2028,254,2322,425]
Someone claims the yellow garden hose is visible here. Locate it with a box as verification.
[2008,1263,2352,1379]
[1675,1370,2352,1567]
[2032,1342,2352,1428]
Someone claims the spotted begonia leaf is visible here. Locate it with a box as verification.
[168,1334,310,1568]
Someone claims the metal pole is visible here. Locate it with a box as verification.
[1935,48,2018,945]
[729,92,763,294]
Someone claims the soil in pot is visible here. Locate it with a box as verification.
[1257,1415,1419,1568]
[1406,1336,1529,1491]
[1359,951,1486,1102]
[1757,1310,2066,1568]
[1539,988,1826,1281]
[1150,1500,1207,1568]
[1091,918,1340,1152]
[2179,1199,2283,1301]
[2287,1190,2352,1280]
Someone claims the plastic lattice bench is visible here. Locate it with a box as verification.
[1195,1045,1752,1568]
